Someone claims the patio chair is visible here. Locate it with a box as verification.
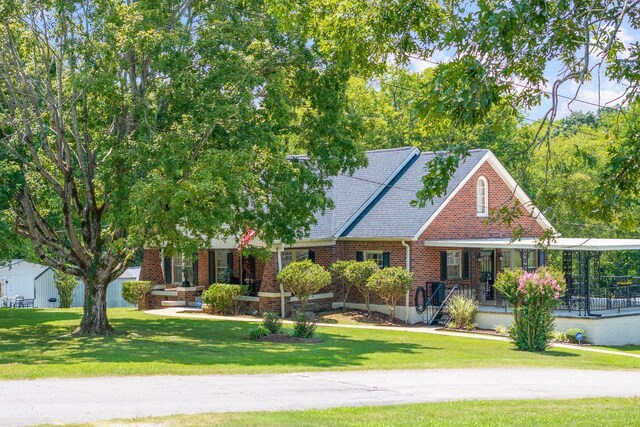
[24,299,35,308]
[10,296,25,308]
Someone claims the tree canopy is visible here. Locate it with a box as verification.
[0,0,364,334]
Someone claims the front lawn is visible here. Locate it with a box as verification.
[53,397,640,426]
[0,308,638,380]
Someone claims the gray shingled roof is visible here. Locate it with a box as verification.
[307,147,417,239]
[305,148,489,240]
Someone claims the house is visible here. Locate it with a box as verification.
[141,147,551,322]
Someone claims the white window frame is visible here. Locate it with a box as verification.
[171,254,194,285]
[215,250,231,283]
[447,250,462,279]
[477,176,489,217]
[501,249,536,271]
[364,251,384,269]
[282,250,309,268]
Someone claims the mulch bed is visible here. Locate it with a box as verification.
[258,333,322,343]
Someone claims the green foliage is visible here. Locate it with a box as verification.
[121,281,154,308]
[262,312,283,334]
[495,267,566,352]
[366,267,413,321]
[54,271,78,309]
[201,284,248,316]
[249,325,271,340]
[446,295,478,330]
[0,0,366,334]
[330,259,353,307]
[494,324,509,336]
[277,260,331,312]
[292,312,317,338]
[343,260,379,313]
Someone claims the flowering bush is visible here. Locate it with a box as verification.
[494,267,566,351]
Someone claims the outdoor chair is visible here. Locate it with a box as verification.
[24,299,35,308]
[10,296,25,308]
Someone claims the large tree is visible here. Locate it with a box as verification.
[0,0,364,335]
[277,0,640,216]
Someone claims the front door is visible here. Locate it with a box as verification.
[479,250,495,301]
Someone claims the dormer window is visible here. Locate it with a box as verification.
[477,176,488,217]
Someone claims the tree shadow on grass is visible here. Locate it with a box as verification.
[0,310,433,371]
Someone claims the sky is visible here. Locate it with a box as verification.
[407,25,638,121]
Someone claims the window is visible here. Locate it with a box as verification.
[477,176,488,216]
[447,250,462,279]
[501,249,536,272]
[216,250,231,283]
[365,251,384,269]
[282,250,309,267]
[171,254,194,285]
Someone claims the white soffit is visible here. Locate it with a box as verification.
[423,237,640,251]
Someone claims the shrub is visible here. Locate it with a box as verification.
[446,295,478,330]
[344,260,379,314]
[54,271,78,308]
[277,260,331,313]
[121,280,153,308]
[551,330,567,343]
[366,267,413,321]
[292,311,317,338]
[494,324,509,336]
[330,260,351,307]
[262,312,282,334]
[565,328,587,343]
[201,284,248,315]
[249,325,270,340]
[494,267,566,352]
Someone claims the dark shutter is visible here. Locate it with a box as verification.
[440,251,448,280]
[208,250,215,285]
[227,251,233,272]
[308,250,316,263]
[192,258,199,286]
[164,257,172,284]
[382,252,391,268]
[538,250,546,267]
[462,251,470,279]
[355,251,364,262]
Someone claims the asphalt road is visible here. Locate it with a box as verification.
[3,368,640,426]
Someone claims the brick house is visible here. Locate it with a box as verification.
[140,146,553,323]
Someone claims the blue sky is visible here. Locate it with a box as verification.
[407,25,638,121]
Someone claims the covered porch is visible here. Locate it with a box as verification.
[424,237,640,317]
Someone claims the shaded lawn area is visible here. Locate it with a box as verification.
[599,345,640,354]
[1,308,638,380]
[50,398,640,427]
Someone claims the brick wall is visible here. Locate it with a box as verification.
[140,248,164,285]
[419,162,546,240]
[198,250,209,287]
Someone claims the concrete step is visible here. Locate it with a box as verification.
[151,290,178,297]
[161,300,186,307]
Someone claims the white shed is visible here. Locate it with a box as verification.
[1,260,138,309]
[0,260,49,300]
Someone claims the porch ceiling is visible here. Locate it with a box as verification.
[423,237,640,251]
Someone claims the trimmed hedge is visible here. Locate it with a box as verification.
[201,283,248,315]
[122,281,154,308]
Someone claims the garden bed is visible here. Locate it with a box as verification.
[314,309,411,326]
[257,333,322,343]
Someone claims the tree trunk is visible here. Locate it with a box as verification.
[73,278,115,336]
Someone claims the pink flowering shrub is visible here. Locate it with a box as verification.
[494,267,566,351]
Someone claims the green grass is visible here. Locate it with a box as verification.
[51,398,640,426]
[598,345,640,354]
[1,308,639,380]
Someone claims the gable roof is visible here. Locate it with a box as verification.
[306,147,418,239]
[301,147,553,242]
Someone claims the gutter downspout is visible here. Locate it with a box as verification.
[277,243,285,318]
[402,240,410,323]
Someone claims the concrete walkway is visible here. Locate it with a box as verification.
[146,307,640,360]
[3,368,640,426]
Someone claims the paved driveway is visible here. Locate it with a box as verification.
[3,368,640,426]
